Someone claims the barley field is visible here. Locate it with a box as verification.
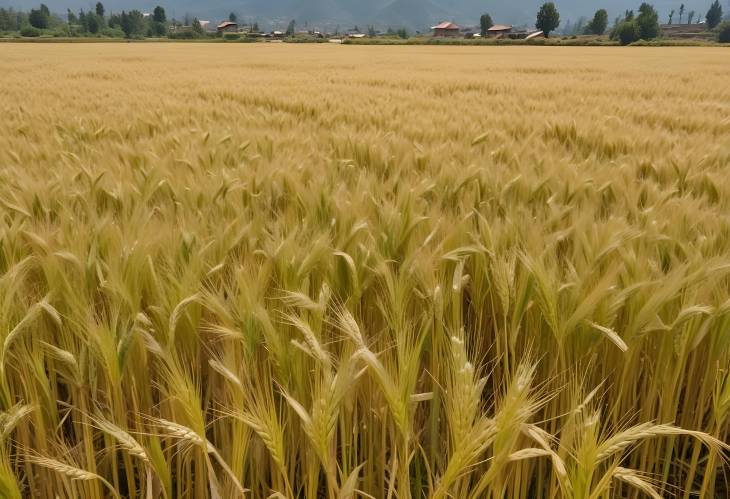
[0,43,729,498]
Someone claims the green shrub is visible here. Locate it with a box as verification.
[168,30,198,40]
[101,27,125,38]
[719,22,730,43]
[223,32,240,41]
[50,26,70,37]
[20,25,41,37]
[616,21,640,45]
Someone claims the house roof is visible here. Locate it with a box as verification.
[217,21,237,29]
[488,24,513,31]
[431,22,460,30]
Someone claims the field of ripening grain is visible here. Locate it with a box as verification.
[0,43,729,498]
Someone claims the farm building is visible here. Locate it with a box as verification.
[487,25,513,37]
[217,21,238,33]
[431,22,461,37]
[660,23,709,38]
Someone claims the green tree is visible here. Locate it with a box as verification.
[153,6,166,23]
[150,5,166,35]
[718,21,730,41]
[87,11,100,33]
[480,13,493,36]
[397,27,408,39]
[95,2,105,18]
[368,25,376,37]
[706,0,723,29]
[679,3,685,23]
[668,9,675,24]
[617,20,640,44]
[636,3,659,39]
[0,8,21,31]
[108,13,121,28]
[587,9,608,35]
[121,10,145,38]
[536,2,560,37]
[229,12,237,23]
[286,19,296,35]
[252,22,259,32]
[29,4,50,29]
[192,18,204,36]
[66,9,77,24]
[687,10,695,24]
[78,9,88,31]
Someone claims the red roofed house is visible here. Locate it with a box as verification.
[486,25,513,37]
[431,22,461,38]
[217,21,238,33]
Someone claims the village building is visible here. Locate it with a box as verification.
[217,21,238,33]
[487,24,513,37]
[431,22,461,38]
[660,23,708,38]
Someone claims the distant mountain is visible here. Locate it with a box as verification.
[376,0,447,30]
[6,0,718,31]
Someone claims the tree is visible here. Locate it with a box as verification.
[719,21,730,41]
[0,8,21,31]
[706,0,723,29]
[78,9,88,31]
[87,12,100,33]
[67,9,77,24]
[536,2,560,37]
[121,10,145,38]
[668,9,675,24]
[636,3,659,39]
[229,12,237,23]
[108,13,121,28]
[368,25,376,37]
[687,10,695,24]
[29,4,50,29]
[192,18,204,36]
[252,22,259,32]
[586,9,608,35]
[153,6,166,24]
[397,27,408,39]
[286,19,296,35]
[679,3,685,23]
[95,2,105,18]
[617,20,640,44]
[480,13,493,36]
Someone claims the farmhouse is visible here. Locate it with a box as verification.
[217,21,238,33]
[487,24,513,37]
[660,23,708,38]
[431,22,461,38]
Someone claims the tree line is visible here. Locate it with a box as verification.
[477,1,727,44]
[1,3,171,39]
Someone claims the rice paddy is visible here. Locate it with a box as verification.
[0,43,729,498]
